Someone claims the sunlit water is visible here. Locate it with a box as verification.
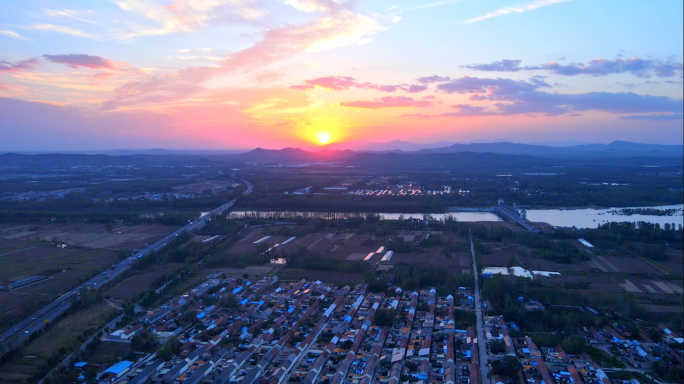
[229,204,683,228]
[481,267,561,279]
[229,211,501,222]
[525,204,683,228]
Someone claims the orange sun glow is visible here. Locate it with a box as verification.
[315,132,332,144]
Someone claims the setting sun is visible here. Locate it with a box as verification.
[315,132,332,145]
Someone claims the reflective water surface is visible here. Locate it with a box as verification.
[229,204,683,228]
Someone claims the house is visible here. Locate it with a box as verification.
[121,324,144,340]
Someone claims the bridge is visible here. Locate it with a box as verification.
[494,199,537,231]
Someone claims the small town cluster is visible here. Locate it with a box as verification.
[75,274,681,384]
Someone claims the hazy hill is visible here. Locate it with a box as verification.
[318,140,454,152]
[231,147,357,163]
[0,153,217,167]
[347,151,548,170]
[416,141,683,158]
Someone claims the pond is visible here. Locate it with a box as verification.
[229,204,683,228]
[525,204,683,228]
[229,211,501,222]
[481,267,560,280]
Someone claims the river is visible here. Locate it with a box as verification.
[229,204,683,228]
[525,204,683,228]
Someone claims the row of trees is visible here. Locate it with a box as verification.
[367,263,474,296]
[286,248,370,274]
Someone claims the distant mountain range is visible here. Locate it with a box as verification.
[7,148,249,156]
[232,140,683,162]
[316,140,455,152]
[4,141,681,161]
[233,147,356,163]
[412,140,684,158]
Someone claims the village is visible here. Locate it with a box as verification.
[72,273,682,384]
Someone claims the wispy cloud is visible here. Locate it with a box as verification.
[395,0,467,14]
[290,76,399,92]
[114,0,268,39]
[464,57,684,78]
[620,113,683,121]
[43,54,117,70]
[464,0,571,24]
[339,96,433,109]
[0,30,31,40]
[28,24,101,40]
[45,9,96,24]
[102,2,394,110]
[0,59,40,73]
[434,75,683,117]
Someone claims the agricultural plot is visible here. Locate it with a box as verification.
[474,233,683,305]
[229,228,472,280]
[390,251,470,268]
[0,233,125,334]
[0,303,116,383]
[0,223,178,251]
[479,245,518,266]
[659,249,683,277]
[106,265,182,299]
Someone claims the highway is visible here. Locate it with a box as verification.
[469,230,491,384]
[242,179,254,195]
[0,192,243,358]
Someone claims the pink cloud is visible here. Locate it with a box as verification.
[89,72,116,83]
[339,96,432,109]
[104,8,387,110]
[0,59,39,73]
[406,84,428,93]
[251,70,283,84]
[400,113,432,118]
[43,54,117,70]
[290,76,398,92]
[290,84,315,90]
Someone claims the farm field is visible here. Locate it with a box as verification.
[0,223,180,251]
[106,264,183,300]
[478,244,518,266]
[515,253,667,275]
[0,240,119,334]
[475,234,683,303]
[0,303,116,384]
[203,265,278,279]
[536,272,684,296]
[0,223,177,334]
[659,249,684,277]
[227,227,473,281]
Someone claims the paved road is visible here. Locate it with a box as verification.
[0,190,247,358]
[242,180,254,195]
[469,230,491,384]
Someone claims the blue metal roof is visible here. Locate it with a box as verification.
[104,361,133,375]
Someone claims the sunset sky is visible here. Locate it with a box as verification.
[1,0,682,151]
